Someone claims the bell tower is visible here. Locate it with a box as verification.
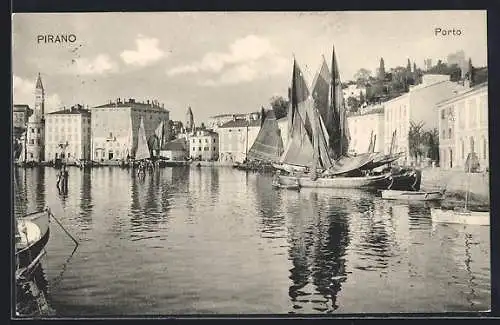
[26,73,46,162]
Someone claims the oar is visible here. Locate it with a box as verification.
[47,208,79,247]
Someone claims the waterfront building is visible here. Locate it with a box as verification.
[25,73,45,163]
[13,105,33,163]
[347,106,384,155]
[383,74,467,165]
[45,105,91,163]
[437,82,488,170]
[207,112,259,131]
[162,138,188,161]
[90,98,169,161]
[218,113,261,163]
[189,129,219,161]
[13,104,33,131]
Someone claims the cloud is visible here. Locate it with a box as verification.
[13,75,63,113]
[199,55,288,87]
[120,35,166,67]
[167,34,288,84]
[72,54,118,75]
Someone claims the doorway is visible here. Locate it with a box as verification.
[108,151,114,160]
[449,148,453,168]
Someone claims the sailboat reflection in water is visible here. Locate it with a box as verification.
[287,190,349,313]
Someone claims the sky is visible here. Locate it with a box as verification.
[12,11,487,123]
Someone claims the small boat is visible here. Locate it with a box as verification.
[15,209,51,279]
[430,208,489,226]
[381,189,444,201]
[430,156,489,226]
[278,172,390,189]
[272,179,300,191]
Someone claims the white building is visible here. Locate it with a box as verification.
[26,73,45,162]
[437,82,488,170]
[189,129,219,161]
[383,74,467,165]
[218,114,261,163]
[90,98,169,161]
[347,108,385,155]
[207,112,259,131]
[45,105,92,163]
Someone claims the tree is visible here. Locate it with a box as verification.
[359,91,365,105]
[354,68,372,85]
[422,128,440,162]
[270,96,289,119]
[346,96,360,112]
[408,121,425,165]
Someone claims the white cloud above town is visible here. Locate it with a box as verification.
[167,35,288,86]
[120,35,166,67]
[13,75,63,112]
[71,54,119,75]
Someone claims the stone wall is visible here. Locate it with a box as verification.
[421,167,490,200]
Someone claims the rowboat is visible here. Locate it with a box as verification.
[15,209,51,278]
[381,189,444,201]
[272,179,300,191]
[430,208,489,226]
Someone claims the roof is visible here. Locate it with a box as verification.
[210,111,260,119]
[93,101,169,112]
[436,82,488,107]
[164,138,187,151]
[219,118,261,128]
[35,73,44,90]
[13,104,31,112]
[48,107,91,116]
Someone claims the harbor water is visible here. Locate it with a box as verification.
[13,166,491,315]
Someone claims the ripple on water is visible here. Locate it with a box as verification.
[13,168,491,315]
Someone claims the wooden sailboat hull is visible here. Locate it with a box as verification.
[382,190,444,201]
[430,208,489,226]
[278,173,389,189]
[16,211,50,270]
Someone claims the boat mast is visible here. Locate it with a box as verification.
[465,155,471,210]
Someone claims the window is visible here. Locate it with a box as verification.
[213,147,216,151]
[31,128,34,133]
[192,147,195,151]
[30,153,33,158]
[192,139,195,143]
[205,139,208,143]
[441,110,445,119]
[68,153,71,158]
[448,128,452,138]
[198,147,201,151]
[213,139,216,143]
[198,139,201,143]
[30,139,34,145]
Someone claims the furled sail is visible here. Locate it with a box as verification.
[135,117,150,160]
[247,109,284,162]
[389,129,397,154]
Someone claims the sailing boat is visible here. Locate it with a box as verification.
[135,117,150,161]
[430,153,489,226]
[275,57,390,188]
[244,108,284,172]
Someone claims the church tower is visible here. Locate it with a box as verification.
[185,106,194,133]
[26,73,46,162]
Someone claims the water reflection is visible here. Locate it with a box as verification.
[286,189,350,313]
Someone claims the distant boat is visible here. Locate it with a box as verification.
[431,155,490,226]
[430,208,489,226]
[382,189,444,201]
[135,117,150,161]
[15,209,51,279]
[272,177,300,191]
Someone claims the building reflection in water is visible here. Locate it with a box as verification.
[78,169,93,228]
[129,170,171,241]
[286,189,350,313]
[254,175,284,238]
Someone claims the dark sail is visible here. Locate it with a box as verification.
[248,109,284,162]
[330,44,350,159]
